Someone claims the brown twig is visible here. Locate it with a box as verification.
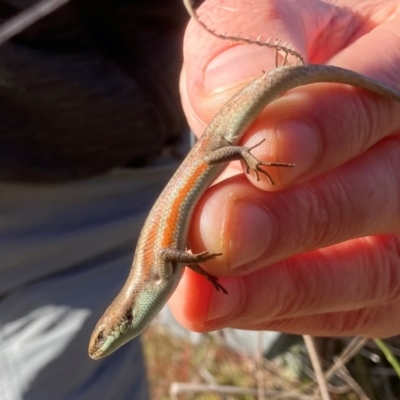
[0,0,71,47]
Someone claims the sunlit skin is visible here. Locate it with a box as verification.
[171,0,400,338]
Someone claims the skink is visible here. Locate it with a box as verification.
[88,63,400,360]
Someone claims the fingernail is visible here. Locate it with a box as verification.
[223,200,273,271]
[204,45,275,94]
[274,120,320,182]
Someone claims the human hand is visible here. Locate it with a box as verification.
[170,0,400,338]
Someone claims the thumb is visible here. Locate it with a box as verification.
[180,0,336,136]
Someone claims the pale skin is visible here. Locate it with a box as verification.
[169,0,400,338]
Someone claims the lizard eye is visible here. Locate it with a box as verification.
[95,330,105,346]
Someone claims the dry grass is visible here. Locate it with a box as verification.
[142,325,265,399]
[142,324,400,400]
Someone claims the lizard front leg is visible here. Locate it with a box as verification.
[204,138,295,184]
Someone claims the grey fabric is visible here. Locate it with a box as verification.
[0,165,177,399]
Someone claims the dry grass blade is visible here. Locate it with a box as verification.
[303,335,331,400]
[170,382,317,399]
[0,0,71,47]
[325,337,369,381]
[257,331,265,400]
[334,356,370,399]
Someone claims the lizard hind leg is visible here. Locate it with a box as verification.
[160,248,227,294]
[189,263,228,294]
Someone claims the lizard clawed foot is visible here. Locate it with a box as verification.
[190,264,228,294]
[205,273,228,294]
[182,252,228,294]
[191,250,223,263]
[241,138,295,183]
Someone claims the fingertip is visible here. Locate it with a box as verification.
[169,268,244,332]
[169,268,213,332]
[179,66,208,136]
[189,178,275,274]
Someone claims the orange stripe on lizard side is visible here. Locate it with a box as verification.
[161,161,209,248]
[142,220,161,267]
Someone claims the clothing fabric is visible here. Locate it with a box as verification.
[0,0,188,181]
[0,1,187,397]
[0,165,177,399]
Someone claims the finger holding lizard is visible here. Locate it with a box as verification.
[171,0,400,338]
[181,0,400,188]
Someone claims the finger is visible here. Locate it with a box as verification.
[169,235,400,338]
[187,134,400,274]
[181,0,400,189]
[181,0,340,132]
[256,14,400,188]
[254,302,400,338]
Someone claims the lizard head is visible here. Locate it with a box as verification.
[88,265,182,360]
[88,299,135,360]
